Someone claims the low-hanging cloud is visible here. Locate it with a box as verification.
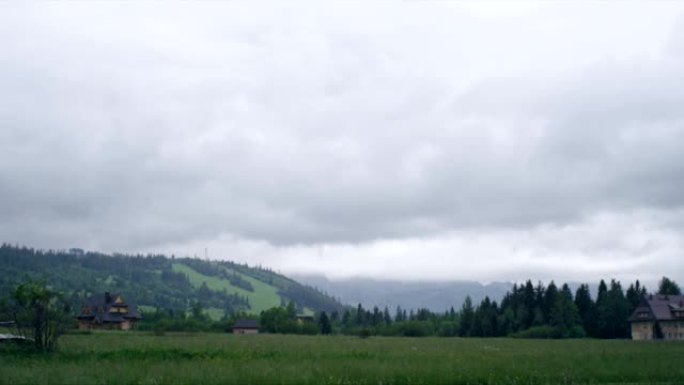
[1,2,683,284]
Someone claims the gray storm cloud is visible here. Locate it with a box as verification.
[1,2,683,283]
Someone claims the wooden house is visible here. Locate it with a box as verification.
[629,294,684,340]
[233,319,259,334]
[77,292,142,330]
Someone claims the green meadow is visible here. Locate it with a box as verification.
[2,332,683,384]
[171,262,281,314]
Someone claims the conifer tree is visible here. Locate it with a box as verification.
[318,311,332,334]
[550,284,581,336]
[657,277,681,295]
[543,281,558,324]
[459,296,474,336]
[383,307,392,325]
[574,284,596,337]
[625,280,647,314]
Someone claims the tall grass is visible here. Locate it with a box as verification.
[1,332,683,384]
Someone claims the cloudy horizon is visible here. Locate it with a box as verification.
[1,2,683,287]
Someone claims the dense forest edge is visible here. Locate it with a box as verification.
[327,277,680,339]
[1,243,681,339]
[0,244,345,322]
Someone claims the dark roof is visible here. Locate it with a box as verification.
[77,292,142,323]
[233,319,259,329]
[628,295,684,322]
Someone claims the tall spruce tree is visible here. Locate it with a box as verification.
[550,284,582,336]
[596,280,610,338]
[608,280,630,338]
[657,277,681,295]
[459,296,474,337]
[318,311,332,335]
[625,280,646,315]
[543,281,559,324]
[574,284,597,337]
[522,280,536,329]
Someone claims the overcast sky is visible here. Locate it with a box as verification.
[2,2,684,287]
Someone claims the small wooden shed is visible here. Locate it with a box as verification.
[233,319,259,334]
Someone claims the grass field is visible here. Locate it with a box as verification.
[1,332,683,384]
[172,263,281,313]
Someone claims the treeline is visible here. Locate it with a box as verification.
[137,305,237,333]
[0,244,345,317]
[259,277,681,339]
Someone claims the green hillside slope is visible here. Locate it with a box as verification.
[171,263,281,313]
[0,244,346,318]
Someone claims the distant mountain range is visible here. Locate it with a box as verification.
[290,274,514,313]
[4,244,628,317]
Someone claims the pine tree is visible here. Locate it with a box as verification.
[657,277,681,295]
[543,281,558,324]
[597,279,630,339]
[607,280,630,338]
[459,296,474,337]
[356,303,364,326]
[371,306,382,326]
[318,311,332,335]
[522,280,536,329]
[383,307,392,325]
[498,307,515,336]
[625,280,646,315]
[286,301,297,320]
[596,280,610,338]
[395,306,404,322]
[574,284,597,337]
[550,284,581,336]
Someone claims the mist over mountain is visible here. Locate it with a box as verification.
[2,4,684,285]
[292,274,513,312]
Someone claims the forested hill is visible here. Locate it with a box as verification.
[0,244,346,318]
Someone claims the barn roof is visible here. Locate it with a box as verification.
[233,319,259,329]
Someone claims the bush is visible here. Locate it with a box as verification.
[510,325,587,339]
[358,328,371,339]
[9,280,70,351]
[294,322,318,335]
[566,326,587,338]
[511,325,562,339]
[400,321,432,337]
[437,322,459,337]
